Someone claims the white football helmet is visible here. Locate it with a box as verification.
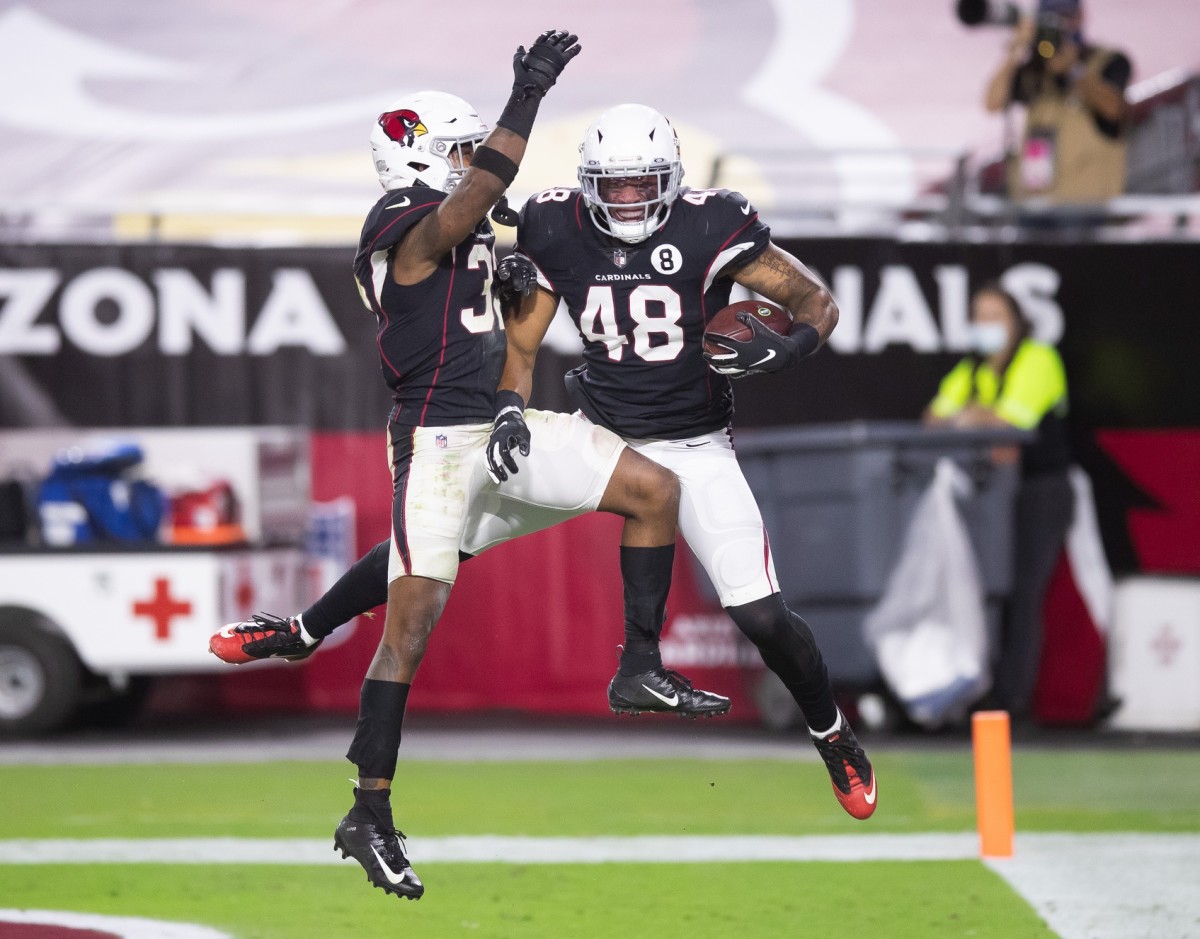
[370,91,489,192]
[578,104,684,243]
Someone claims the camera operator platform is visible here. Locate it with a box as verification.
[976,0,1132,204]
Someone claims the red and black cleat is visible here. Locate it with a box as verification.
[208,613,320,664]
[812,711,878,820]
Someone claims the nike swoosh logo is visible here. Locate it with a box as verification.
[740,203,751,215]
[748,349,776,368]
[642,685,679,707]
[684,441,710,448]
[385,197,412,209]
[370,845,409,885]
[862,775,877,805]
[217,624,237,638]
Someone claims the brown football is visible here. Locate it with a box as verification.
[702,299,793,356]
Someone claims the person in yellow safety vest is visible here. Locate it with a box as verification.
[924,282,1073,723]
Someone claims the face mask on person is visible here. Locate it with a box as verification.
[969,322,1010,355]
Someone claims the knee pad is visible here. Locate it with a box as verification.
[726,593,789,647]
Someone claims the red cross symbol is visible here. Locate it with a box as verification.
[1150,622,1183,668]
[133,577,193,641]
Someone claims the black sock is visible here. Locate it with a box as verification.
[302,541,390,639]
[349,786,394,826]
[617,544,674,676]
[345,679,410,781]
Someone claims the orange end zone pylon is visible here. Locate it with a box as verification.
[972,710,1014,858]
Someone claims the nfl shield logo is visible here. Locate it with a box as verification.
[612,249,627,269]
[435,434,448,449]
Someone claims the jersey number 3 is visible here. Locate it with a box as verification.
[580,285,683,362]
[461,243,501,334]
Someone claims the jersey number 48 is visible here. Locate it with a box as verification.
[580,285,685,362]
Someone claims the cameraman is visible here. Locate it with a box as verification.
[984,0,1131,203]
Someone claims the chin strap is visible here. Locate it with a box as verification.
[490,195,520,227]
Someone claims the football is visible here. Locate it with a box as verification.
[702,299,793,357]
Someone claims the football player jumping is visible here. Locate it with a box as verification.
[227,36,732,902]
[502,104,876,822]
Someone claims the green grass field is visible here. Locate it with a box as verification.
[2,748,1198,938]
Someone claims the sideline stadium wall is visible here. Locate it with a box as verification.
[1,239,1196,719]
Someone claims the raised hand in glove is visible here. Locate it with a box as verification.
[486,390,531,484]
[492,252,537,311]
[704,315,820,378]
[512,30,581,98]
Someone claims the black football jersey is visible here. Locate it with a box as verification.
[517,187,771,439]
[353,187,505,427]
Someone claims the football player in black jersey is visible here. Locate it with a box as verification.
[224,37,722,903]
[491,103,876,821]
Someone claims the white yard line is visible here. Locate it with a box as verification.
[0,833,977,865]
[0,725,813,765]
[2,833,1199,939]
[987,833,1200,939]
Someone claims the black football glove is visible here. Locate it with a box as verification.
[486,390,531,483]
[703,314,819,378]
[511,30,581,98]
[492,252,537,311]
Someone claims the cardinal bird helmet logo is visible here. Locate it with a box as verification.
[378,109,428,148]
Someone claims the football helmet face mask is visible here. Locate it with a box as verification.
[578,104,684,243]
[370,91,489,193]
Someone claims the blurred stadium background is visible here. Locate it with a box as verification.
[1,1,1199,935]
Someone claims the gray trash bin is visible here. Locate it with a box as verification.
[725,421,1027,698]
